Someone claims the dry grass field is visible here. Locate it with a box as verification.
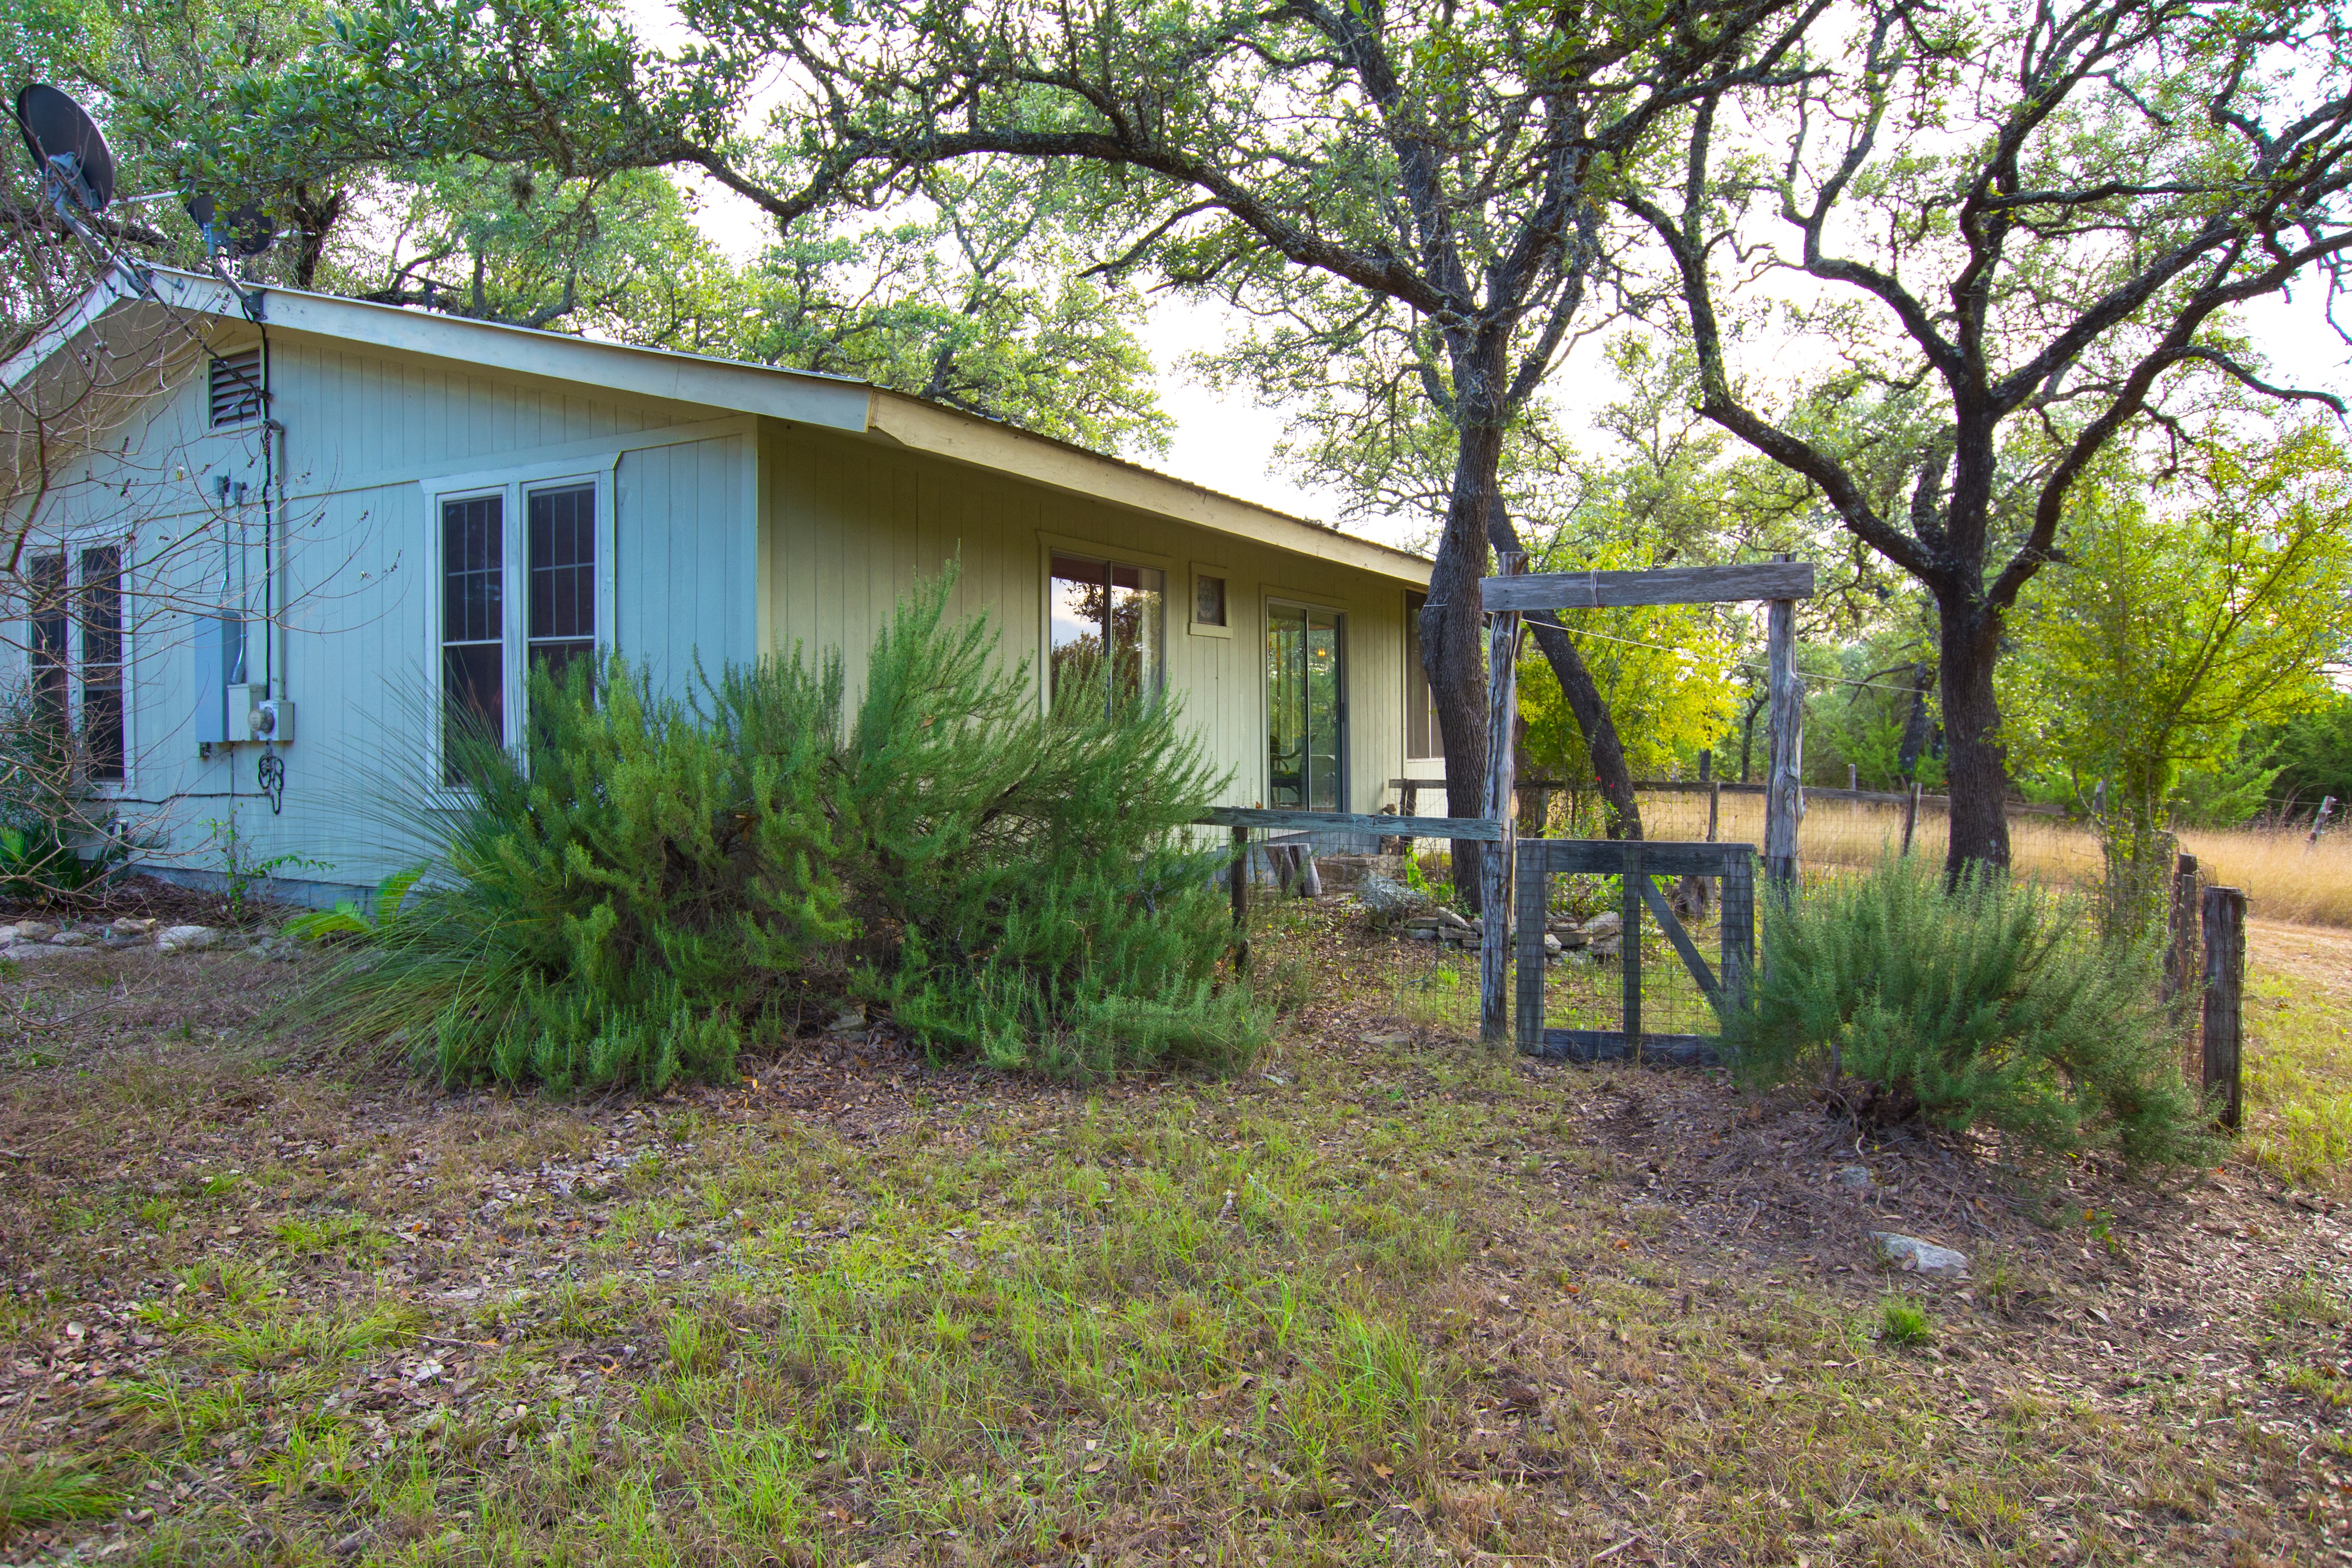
[1628,793,2352,929]
[1,895,2347,1567]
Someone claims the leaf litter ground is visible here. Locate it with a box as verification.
[0,900,2347,1566]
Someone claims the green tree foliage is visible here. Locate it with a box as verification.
[1517,541,1739,824]
[2,0,1169,452]
[1,0,336,340]
[2258,695,2352,821]
[716,167,1170,454]
[1730,858,2207,1168]
[308,571,1260,1091]
[2003,424,2352,924]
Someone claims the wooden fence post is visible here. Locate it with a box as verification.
[2201,884,2246,1131]
[1621,841,1644,1057]
[1707,778,1721,843]
[1230,825,1249,928]
[1763,574,1804,896]
[2160,852,2197,1012]
[1481,554,1525,1045]
[1899,781,1922,857]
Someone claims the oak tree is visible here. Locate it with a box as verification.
[1628,0,2352,876]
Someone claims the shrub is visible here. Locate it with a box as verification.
[307,569,1263,1090]
[1727,857,2209,1167]
[0,674,127,900]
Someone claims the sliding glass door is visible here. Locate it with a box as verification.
[1267,603,1344,811]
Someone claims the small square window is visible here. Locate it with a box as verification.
[1193,573,1227,627]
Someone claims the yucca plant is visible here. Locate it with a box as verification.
[282,866,428,941]
[1727,857,2209,1167]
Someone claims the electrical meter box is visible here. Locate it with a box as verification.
[250,698,294,744]
[223,684,294,744]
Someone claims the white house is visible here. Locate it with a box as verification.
[0,269,1447,903]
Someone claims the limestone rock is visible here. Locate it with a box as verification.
[48,928,96,947]
[14,921,58,942]
[1833,1164,1877,1193]
[110,916,157,936]
[156,924,226,954]
[4,942,100,962]
[1355,872,1435,920]
[1579,911,1622,940]
[1873,1232,1969,1279]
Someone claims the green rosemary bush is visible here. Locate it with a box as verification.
[308,570,1260,1091]
[1728,857,2207,1167]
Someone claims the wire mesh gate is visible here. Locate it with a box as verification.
[1514,839,1755,1066]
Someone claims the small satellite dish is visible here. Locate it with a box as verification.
[13,84,116,213]
[185,193,278,257]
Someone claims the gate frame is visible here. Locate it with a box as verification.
[1477,555,1813,1042]
[1514,838,1755,1066]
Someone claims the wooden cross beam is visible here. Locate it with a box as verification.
[1476,560,1816,613]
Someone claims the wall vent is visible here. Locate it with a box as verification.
[208,348,264,427]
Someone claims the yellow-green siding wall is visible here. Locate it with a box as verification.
[758,420,1420,815]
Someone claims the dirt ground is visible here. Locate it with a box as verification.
[0,899,2346,1566]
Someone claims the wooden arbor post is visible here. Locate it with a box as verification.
[1479,554,1526,1044]
[1475,560,1818,1044]
[1762,557,1804,895]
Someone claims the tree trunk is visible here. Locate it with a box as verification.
[1424,427,1502,895]
[1937,596,2012,879]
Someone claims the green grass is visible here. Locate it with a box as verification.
[2241,968,2352,1189]
[1879,1298,1933,1348]
[2,902,2347,1562]
[0,1457,115,1537]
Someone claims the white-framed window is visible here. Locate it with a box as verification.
[1188,564,1232,638]
[1047,550,1165,709]
[429,467,611,785]
[25,541,129,786]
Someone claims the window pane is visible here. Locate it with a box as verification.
[1108,564,1162,708]
[530,640,596,693]
[442,496,503,644]
[1267,604,1344,811]
[1193,573,1227,627]
[442,644,503,784]
[29,554,67,724]
[1306,609,1341,811]
[528,484,596,644]
[78,546,124,781]
[442,495,504,783]
[1049,554,1109,700]
[1267,604,1305,808]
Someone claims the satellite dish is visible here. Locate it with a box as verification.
[186,193,278,257]
[13,84,116,213]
